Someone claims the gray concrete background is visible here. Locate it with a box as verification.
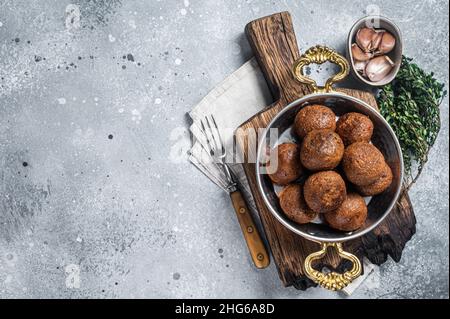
[0,0,448,299]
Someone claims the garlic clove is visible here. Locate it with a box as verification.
[356,28,376,52]
[371,30,385,51]
[354,60,368,77]
[351,43,373,61]
[365,55,395,82]
[376,31,396,55]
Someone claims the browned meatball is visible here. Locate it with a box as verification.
[304,171,347,213]
[267,143,303,185]
[294,104,336,139]
[324,193,368,231]
[336,112,374,146]
[342,142,386,186]
[300,129,344,171]
[357,163,393,196]
[279,184,318,224]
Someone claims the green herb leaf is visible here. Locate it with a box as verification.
[377,55,446,189]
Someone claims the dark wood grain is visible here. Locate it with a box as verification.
[236,12,416,290]
[245,11,312,104]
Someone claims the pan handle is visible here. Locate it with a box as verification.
[304,242,362,291]
[292,45,350,93]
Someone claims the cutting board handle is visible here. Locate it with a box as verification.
[245,12,311,105]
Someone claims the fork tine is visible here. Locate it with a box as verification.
[205,116,220,156]
[200,118,215,155]
[210,115,225,155]
[204,115,235,185]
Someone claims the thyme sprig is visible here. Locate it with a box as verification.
[377,56,447,190]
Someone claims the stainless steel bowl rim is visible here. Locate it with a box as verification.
[255,91,404,243]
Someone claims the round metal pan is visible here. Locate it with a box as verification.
[254,46,404,290]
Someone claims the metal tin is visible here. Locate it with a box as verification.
[347,15,403,87]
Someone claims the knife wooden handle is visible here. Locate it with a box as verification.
[230,191,270,269]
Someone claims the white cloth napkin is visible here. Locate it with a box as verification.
[188,58,376,295]
[189,58,271,208]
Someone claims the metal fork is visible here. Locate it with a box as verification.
[200,115,269,269]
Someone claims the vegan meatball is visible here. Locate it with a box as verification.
[342,142,386,186]
[294,104,336,139]
[304,171,347,213]
[300,129,344,171]
[336,112,374,146]
[267,143,303,185]
[356,163,393,196]
[279,184,318,224]
[324,193,368,231]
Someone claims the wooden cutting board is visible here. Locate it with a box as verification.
[235,12,417,290]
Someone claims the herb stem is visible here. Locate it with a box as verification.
[377,56,447,189]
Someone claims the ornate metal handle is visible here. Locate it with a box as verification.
[304,242,362,291]
[292,45,350,93]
